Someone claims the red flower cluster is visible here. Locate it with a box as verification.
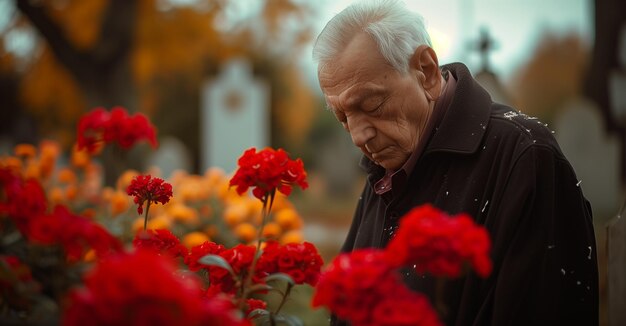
[209,244,260,294]
[133,229,188,258]
[185,240,323,297]
[76,107,158,154]
[0,168,47,234]
[62,250,250,326]
[29,205,123,261]
[126,175,173,215]
[185,241,226,272]
[229,148,308,200]
[1,169,121,261]
[260,241,323,286]
[385,204,492,278]
[312,249,441,326]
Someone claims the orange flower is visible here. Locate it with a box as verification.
[182,232,210,248]
[0,157,22,174]
[38,141,60,179]
[109,191,129,216]
[168,204,198,225]
[234,223,257,243]
[274,208,303,230]
[262,222,282,239]
[116,169,139,191]
[71,144,91,168]
[280,230,303,244]
[57,168,77,184]
[14,143,37,159]
[222,203,248,227]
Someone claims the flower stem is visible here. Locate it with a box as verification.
[143,201,151,231]
[273,282,293,315]
[240,190,275,308]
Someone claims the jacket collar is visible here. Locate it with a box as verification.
[425,62,493,155]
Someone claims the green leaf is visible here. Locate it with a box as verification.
[247,308,270,319]
[273,314,303,326]
[247,283,273,294]
[264,272,295,286]
[198,254,234,275]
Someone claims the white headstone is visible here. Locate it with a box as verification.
[144,136,192,178]
[554,97,622,218]
[201,58,269,173]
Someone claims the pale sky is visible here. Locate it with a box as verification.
[304,0,593,90]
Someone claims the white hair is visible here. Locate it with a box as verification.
[313,0,432,74]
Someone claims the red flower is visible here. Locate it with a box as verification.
[28,205,123,261]
[370,285,442,326]
[312,249,396,324]
[313,249,441,326]
[126,175,173,215]
[185,241,226,272]
[210,244,260,294]
[62,250,249,326]
[77,107,158,154]
[229,148,308,200]
[0,168,47,234]
[260,241,323,286]
[133,229,188,258]
[244,298,266,317]
[385,204,492,278]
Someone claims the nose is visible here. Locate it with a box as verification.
[348,116,375,148]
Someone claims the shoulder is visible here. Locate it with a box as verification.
[487,103,566,162]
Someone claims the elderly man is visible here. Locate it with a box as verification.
[313,0,599,325]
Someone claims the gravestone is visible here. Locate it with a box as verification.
[554,98,621,218]
[144,136,192,179]
[607,205,626,326]
[201,58,269,173]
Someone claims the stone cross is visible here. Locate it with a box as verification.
[200,58,269,173]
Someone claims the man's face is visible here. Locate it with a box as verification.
[318,33,433,171]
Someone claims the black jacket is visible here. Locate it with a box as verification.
[336,63,598,325]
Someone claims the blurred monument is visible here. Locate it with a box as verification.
[471,27,512,105]
[585,0,626,324]
[201,58,269,173]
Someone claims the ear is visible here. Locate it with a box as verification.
[409,45,442,101]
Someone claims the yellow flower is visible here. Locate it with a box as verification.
[132,214,171,232]
[234,223,257,243]
[182,232,210,248]
[274,208,303,231]
[223,203,248,227]
[280,230,303,244]
[109,191,130,216]
[262,222,282,240]
[116,169,139,191]
[168,204,198,225]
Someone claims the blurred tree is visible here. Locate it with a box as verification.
[3,0,318,155]
[510,32,589,123]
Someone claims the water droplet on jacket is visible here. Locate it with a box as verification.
[587,246,592,259]
[547,245,555,249]
[561,268,566,275]
[576,180,582,187]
